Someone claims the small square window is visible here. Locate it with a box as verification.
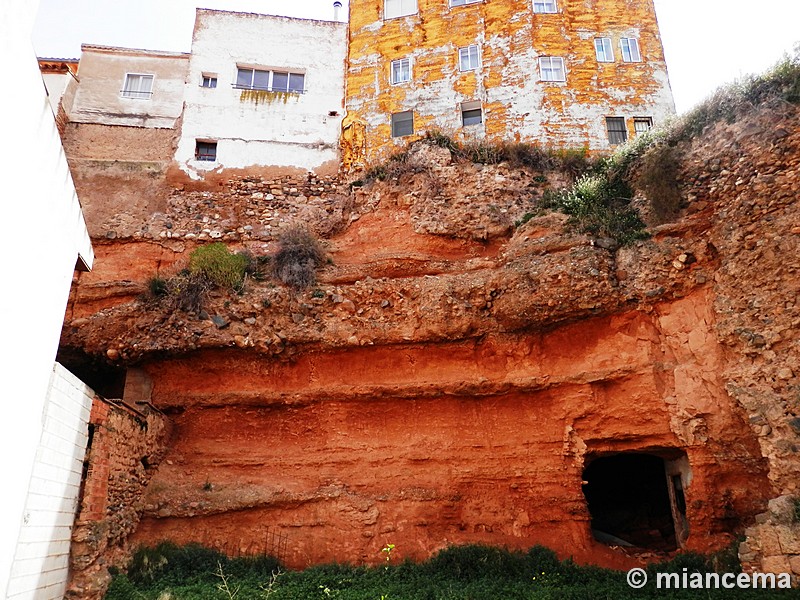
[195,141,217,162]
[385,0,417,19]
[539,57,565,82]
[391,58,411,84]
[620,38,641,62]
[450,0,480,6]
[606,117,627,145]
[121,73,154,99]
[459,45,480,72]
[391,111,414,137]
[594,38,614,63]
[461,101,482,126]
[634,117,653,135]
[201,75,217,88]
[533,0,557,13]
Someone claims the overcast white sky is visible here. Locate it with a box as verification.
[32,0,799,114]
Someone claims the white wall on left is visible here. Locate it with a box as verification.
[6,366,94,600]
[0,0,94,595]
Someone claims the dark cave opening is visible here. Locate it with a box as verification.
[582,453,684,551]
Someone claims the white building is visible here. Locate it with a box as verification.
[1,1,94,597]
[65,44,188,129]
[174,9,348,179]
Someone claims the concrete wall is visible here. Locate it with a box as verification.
[69,45,188,128]
[345,0,675,164]
[0,0,93,594]
[175,9,347,178]
[6,366,94,600]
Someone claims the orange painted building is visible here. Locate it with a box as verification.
[344,0,675,166]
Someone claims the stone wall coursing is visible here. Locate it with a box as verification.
[67,399,170,600]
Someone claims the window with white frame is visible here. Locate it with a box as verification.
[121,73,154,99]
[459,45,480,71]
[620,38,641,62]
[201,74,218,88]
[391,58,412,84]
[539,56,565,81]
[461,100,482,126]
[385,0,417,19]
[391,110,414,137]
[633,117,653,135]
[236,67,305,93]
[594,38,614,62]
[606,117,627,144]
[533,0,557,13]
[451,0,481,6]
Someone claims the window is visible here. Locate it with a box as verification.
[391,111,414,137]
[461,100,482,126]
[594,38,614,62]
[634,117,653,135]
[533,0,557,13]
[201,74,217,88]
[459,45,480,71]
[235,67,305,93]
[385,0,417,19]
[450,0,481,6]
[620,38,641,62]
[606,117,627,144]
[121,73,154,99]
[195,141,217,162]
[391,58,411,84]
[539,56,565,81]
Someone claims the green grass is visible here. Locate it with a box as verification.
[105,543,794,600]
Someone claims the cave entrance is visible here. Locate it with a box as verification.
[582,452,689,551]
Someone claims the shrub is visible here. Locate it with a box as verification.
[794,497,800,523]
[273,226,325,289]
[189,242,248,289]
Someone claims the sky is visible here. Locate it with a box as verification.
[32,0,800,114]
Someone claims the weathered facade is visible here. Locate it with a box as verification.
[175,10,348,180]
[345,0,675,165]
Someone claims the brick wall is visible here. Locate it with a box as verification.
[66,397,169,600]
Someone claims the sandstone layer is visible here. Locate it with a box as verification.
[60,104,800,584]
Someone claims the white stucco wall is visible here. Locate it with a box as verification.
[69,45,189,128]
[6,365,94,600]
[41,71,76,116]
[1,0,93,594]
[175,9,347,177]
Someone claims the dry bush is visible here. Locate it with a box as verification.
[273,226,325,289]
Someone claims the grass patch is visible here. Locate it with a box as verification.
[189,243,249,290]
[670,49,800,142]
[105,543,794,599]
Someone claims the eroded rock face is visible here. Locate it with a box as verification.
[60,104,800,589]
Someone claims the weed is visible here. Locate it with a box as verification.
[311,289,325,299]
[273,226,325,289]
[202,480,213,492]
[794,497,800,523]
[215,561,240,599]
[189,243,248,289]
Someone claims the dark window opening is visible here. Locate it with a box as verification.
[606,116,627,144]
[201,75,217,88]
[195,141,217,162]
[582,453,682,551]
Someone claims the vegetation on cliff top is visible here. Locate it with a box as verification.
[105,542,794,599]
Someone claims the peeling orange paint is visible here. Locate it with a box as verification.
[344,0,674,167]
